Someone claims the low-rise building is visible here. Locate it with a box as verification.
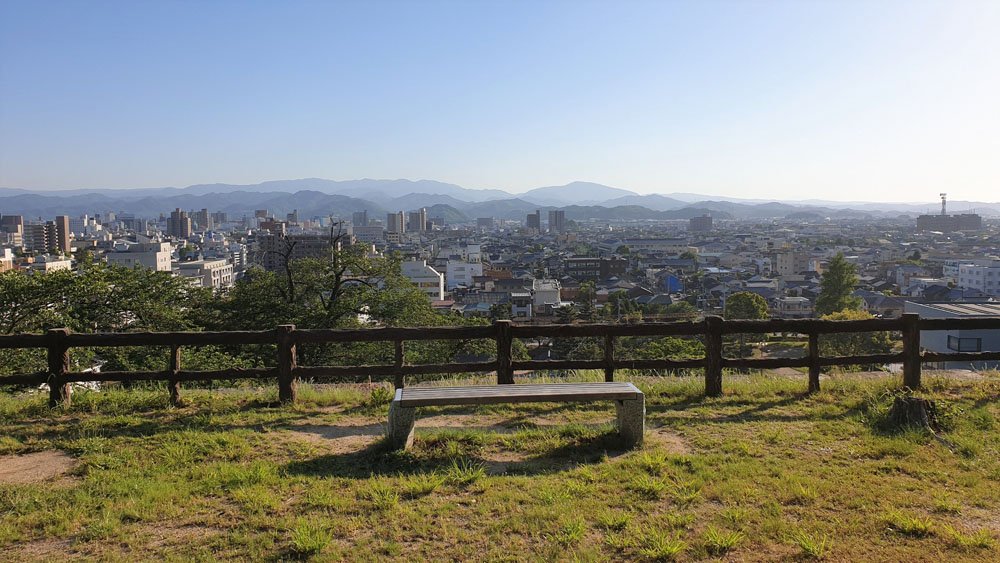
[905,301,1000,369]
[105,241,172,271]
[30,254,72,272]
[175,259,234,289]
[772,296,813,319]
[532,278,561,309]
[401,259,445,301]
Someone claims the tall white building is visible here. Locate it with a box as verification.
[401,259,445,301]
[957,261,1000,296]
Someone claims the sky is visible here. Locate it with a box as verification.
[1,0,999,202]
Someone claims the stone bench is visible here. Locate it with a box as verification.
[386,382,644,450]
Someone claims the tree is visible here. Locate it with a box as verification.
[662,301,697,316]
[576,281,597,322]
[490,302,512,320]
[607,290,638,320]
[723,291,769,358]
[815,253,862,316]
[0,269,73,334]
[724,292,769,320]
[819,309,892,370]
[555,304,578,324]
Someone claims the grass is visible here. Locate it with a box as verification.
[0,371,998,560]
[790,529,832,559]
[884,510,934,537]
[638,527,687,560]
[289,517,333,557]
[702,526,744,555]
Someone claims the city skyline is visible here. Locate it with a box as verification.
[2,1,999,202]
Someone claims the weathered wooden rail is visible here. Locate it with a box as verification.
[1,314,999,407]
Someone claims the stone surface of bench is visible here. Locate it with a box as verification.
[386,382,644,450]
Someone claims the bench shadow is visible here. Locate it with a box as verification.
[283,426,629,479]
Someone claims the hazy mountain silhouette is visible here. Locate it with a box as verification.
[2,178,998,220]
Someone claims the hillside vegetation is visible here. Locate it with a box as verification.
[1,372,998,561]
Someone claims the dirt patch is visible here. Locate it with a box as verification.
[4,537,75,560]
[0,451,76,484]
[649,427,692,454]
[140,522,223,550]
[961,507,1000,533]
[282,423,384,454]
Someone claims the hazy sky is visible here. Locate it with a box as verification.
[2,0,998,202]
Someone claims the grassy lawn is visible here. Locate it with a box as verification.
[1,371,998,561]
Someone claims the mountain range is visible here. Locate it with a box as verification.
[1,179,997,223]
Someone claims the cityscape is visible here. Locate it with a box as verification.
[2,185,999,363]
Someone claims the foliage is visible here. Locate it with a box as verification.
[819,309,892,369]
[576,281,597,322]
[0,261,206,334]
[606,290,639,319]
[723,291,769,320]
[489,302,512,320]
[0,247,492,375]
[555,305,578,324]
[815,253,862,316]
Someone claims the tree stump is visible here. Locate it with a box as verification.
[887,396,939,431]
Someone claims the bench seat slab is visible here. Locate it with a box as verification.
[397,382,641,408]
[386,383,644,451]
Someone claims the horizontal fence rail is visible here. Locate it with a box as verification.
[1,314,999,407]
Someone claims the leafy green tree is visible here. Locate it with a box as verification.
[489,302,512,320]
[68,261,208,332]
[723,292,769,320]
[723,291,769,359]
[815,253,862,316]
[607,290,638,319]
[819,309,892,370]
[555,304,578,324]
[661,301,697,316]
[576,281,597,322]
[0,269,74,333]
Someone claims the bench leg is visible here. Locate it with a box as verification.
[616,397,645,449]
[387,400,416,450]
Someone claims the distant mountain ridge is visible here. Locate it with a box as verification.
[1,178,998,220]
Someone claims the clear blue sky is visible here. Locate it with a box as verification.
[2,0,998,202]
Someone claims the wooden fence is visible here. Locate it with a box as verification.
[2,313,999,407]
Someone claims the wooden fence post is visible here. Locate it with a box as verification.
[47,328,71,408]
[495,320,514,384]
[604,334,615,382]
[393,339,405,389]
[169,344,182,406]
[808,332,820,393]
[704,316,723,397]
[901,313,921,389]
[277,324,298,403]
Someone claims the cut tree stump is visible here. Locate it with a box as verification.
[887,396,939,431]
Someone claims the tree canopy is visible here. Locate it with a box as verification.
[0,250,483,376]
[815,253,862,316]
[724,291,769,320]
